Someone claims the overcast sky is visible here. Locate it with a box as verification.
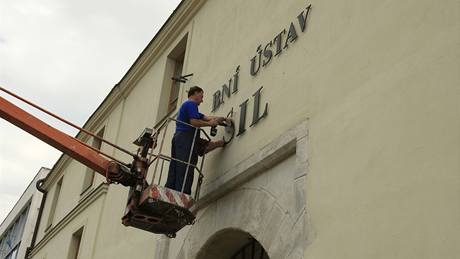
[0,0,181,224]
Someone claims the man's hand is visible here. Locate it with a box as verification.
[199,116,229,127]
[216,117,226,124]
[208,118,219,127]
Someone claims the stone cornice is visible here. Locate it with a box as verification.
[78,85,123,138]
[195,119,309,211]
[41,155,71,190]
[29,183,109,258]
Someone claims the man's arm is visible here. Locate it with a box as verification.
[202,115,224,121]
[190,118,219,128]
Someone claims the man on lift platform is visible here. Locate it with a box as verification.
[165,86,229,194]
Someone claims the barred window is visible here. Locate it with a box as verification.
[230,238,269,259]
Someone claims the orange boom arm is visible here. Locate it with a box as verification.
[0,95,134,186]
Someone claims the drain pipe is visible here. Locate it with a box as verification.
[25,178,47,259]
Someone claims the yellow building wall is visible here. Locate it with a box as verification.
[31,0,459,258]
[304,1,459,257]
[32,190,106,259]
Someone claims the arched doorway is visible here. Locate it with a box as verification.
[196,229,269,259]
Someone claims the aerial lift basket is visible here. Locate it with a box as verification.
[121,118,210,238]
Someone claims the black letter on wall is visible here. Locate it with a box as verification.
[212,90,222,112]
[222,83,231,103]
[284,22,298,49]
[297,4,312,32]
[250,86,268,127]
[237,99,249,136]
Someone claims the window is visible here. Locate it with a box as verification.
[46,177,63,228]
[168,50,185,112]
[67,227,83,259]
[0,205,29,258]
[81,127,105,193]
[16,206,29,238]
[5,245,19,259]
[156,34,188,122]
[0,231,9,258]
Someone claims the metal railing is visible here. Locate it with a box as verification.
[146,117,211,201]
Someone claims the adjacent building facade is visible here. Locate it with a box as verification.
[0,167,49,259]
[26,0,459,259]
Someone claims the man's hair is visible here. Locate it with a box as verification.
[188,86,204,97]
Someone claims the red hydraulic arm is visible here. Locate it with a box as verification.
[0,94,111,173]
[0,90,135,186]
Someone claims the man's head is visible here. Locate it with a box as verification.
[188,86,204,105]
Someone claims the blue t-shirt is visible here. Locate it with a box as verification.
[176,100,204,132]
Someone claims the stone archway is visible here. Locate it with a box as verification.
[179,185,308,259]
[156,120,312,259]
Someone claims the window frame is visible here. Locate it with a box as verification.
[46,176,63,229]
